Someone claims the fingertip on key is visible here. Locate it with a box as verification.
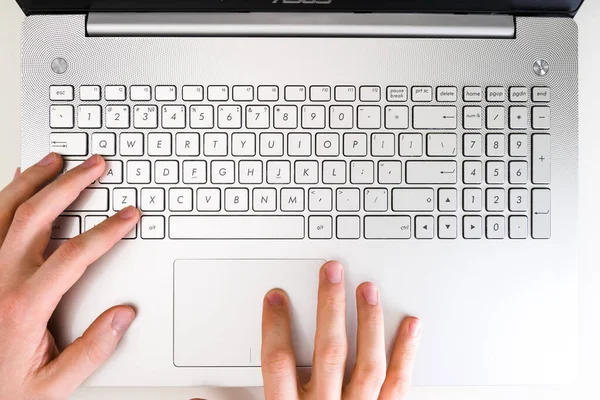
[118,206,140,220]
[37,152,60,167]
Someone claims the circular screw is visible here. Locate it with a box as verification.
[51,58,68,74]
[533,59,549,77]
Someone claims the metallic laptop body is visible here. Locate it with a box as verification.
[18,0,581,387]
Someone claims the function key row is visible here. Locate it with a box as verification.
[50,85,552,104]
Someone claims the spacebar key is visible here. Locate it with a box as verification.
[169,216,305,239]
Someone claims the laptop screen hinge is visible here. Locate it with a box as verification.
[86,12,515,38]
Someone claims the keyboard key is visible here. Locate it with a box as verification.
[336,188,360,212]
[532,107,551,130]
[99,160,123,184]
[155,160,179,184]
[486,161,505,184]
[463,106,482,130]
[509,161,528,184]
[532,134,551,184]
[266,161,291,184]
[169,188,193,212]
[170,216,305,239]
[310,86,331,102]
[384,106,409,129]
[463,134,482,157]
[309,216,333,239]
[413,106,457,129]
[337,216,360,240]
[148,133,171,157]
[288,133,312,157]
[486,134,505,157]
[308,188,333,212]
[233,86,254,102]
[412,86,432,102]
[350,161,374,184]
[211,160,235,184]
[141,216,165,240]
[246,105,270,129]
[438,188,457,212]
[486,87,505,102]
[84,216,107,232]
[438,216,457,239]
[426,134,457,157]
[258,86,279,102]
[532,189,551,239]
[49,133,88,156]
[378,161,402,184]
[162,105,186,129]
[392,188,434,212]
[532,87,551,102]
[399,134,423,157]
[203,133,228,156]
[231,133,256,157]
[509,87,528,102]
[285,86,306,102]
[486,216,505,239]
[436,87,457,102]
[190,105,215,129]
[371,133,396,157]
[105,86,126,101]
[302,106,326,129]
[51,216,80,240]
[155,85,177,101]
[463,188,482,212]
[463,216,482,239]
[182,86,204,101]
[175,133,200,156]
[50,86,74,101]
[364,188,388,212]
[509,216,528,239]
[364,216,411,239]
[183,161,207,184]
[295,161,318,184]
[50,105,74,129]
[197,188,221,211]
[406,161,457,184]
[330,106,353,129]
[463,161,482,184]
[486,188,505,212]
[274,105,298,129]
[415,216,434,239]
[218,105,242,129]
[463,87,482,102]
[66,188,109,212]
[253,188,277,212]
[127,161,151,184]
[207,85,229,101]
[335,86,356,102]
[80,86,101,101]
[130,85,152,101]
[92,133,116,156]
[322,161,346,184]
[120,133,144,156]
[386,86,408,102]
[259,133,284,157]
[509,134,528,157]
[486,106,505,129]
[343,133,367,157]
[224,188,249,212]
[360,86,381,102]
[141,188,165,212]
[509,188,528,212]
[509,106,528,130]
[133,105,158,129]
[107,105,130,129]
[316,133,340,157]
[239,160,263,184]
[280,188,305,212]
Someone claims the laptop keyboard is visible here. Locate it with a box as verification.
[48,84,552,240]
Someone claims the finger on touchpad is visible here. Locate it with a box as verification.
[173,259,323,367]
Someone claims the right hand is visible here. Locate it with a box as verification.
[261,261,422,400]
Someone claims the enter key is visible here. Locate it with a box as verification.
[532,189,551,239]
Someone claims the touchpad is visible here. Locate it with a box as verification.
[173,259,323,367]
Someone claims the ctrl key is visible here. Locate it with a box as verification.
[364,216,411,239]
[51,216,81,239]
[141,216,165,239]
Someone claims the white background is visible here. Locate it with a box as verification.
[0,0,599,398]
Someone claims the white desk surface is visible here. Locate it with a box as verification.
[1,0,599,398]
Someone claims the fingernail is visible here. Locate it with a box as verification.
[119,206,138,219]
[81,155,99,169]
[409,318,422,338]
[37,153,57,166]
[267,291,284,306]
[325,261,343,284]
[361,283,379,306]
[112,308,135,333]
[13,168,21,179]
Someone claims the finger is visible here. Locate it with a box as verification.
[378,317,422,400]
[261,289,300,400]
[13,167,21,180]
[2,154,105,256]
[347,283,386,400]
[309,261,347,399]
[0,153,62,244]
[37,306,135,396]
[25,206,139,313]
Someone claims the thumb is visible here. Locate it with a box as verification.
[38,306,135,396]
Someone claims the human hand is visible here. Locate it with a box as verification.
[0,153,140,400]
[261,261,421,400]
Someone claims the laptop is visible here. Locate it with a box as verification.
[17,0,580,387]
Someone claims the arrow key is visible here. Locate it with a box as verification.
[438,188,457,212]
[415,216,434,239]
[463,216,482,239]
[438,216,457,239]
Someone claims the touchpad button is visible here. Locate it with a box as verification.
[173,259,323,367]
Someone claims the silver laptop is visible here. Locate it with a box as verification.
[18,0,580,387]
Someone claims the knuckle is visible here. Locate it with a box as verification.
[79,336,111,366]
[323,294,345,314]
[0,288,28,323]
[385,370,412,398]
[319,340,347,370]
[57,237,85,263]
[353,360,386,389]
[13,202,38,226]
[262,348,296,378]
